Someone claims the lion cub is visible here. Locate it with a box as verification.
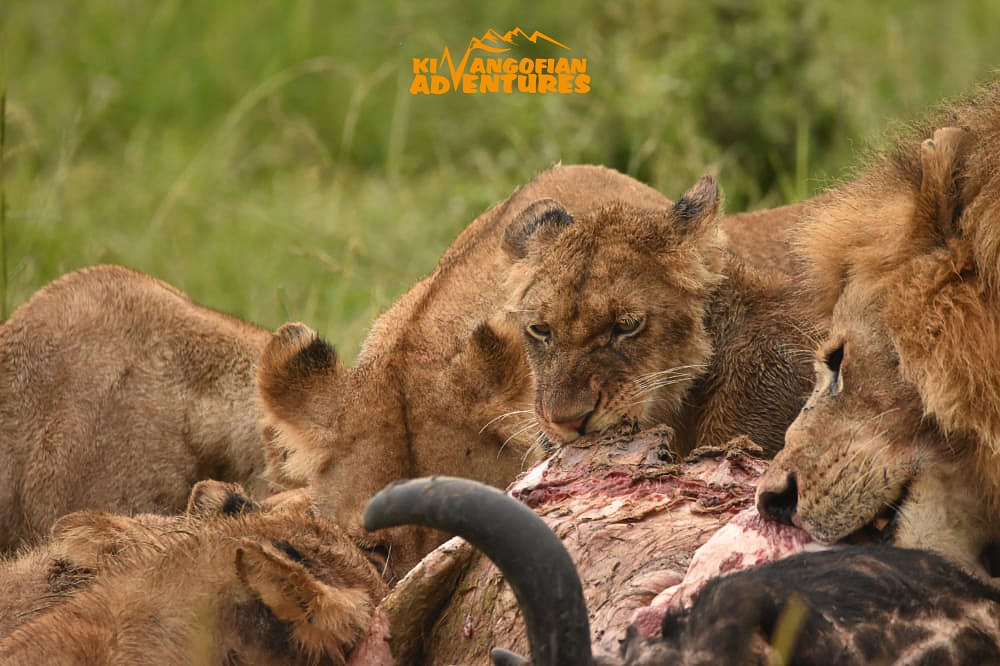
[0,481,386,665]
[504,175,814,454]
[258,165,814,582]
[0,265,271,551]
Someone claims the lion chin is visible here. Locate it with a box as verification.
[757,89,1000,572]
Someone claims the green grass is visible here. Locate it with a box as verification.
[3,0,999,360]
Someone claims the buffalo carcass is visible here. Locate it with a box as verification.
[366,476,1000,665]
[363,425,809,663]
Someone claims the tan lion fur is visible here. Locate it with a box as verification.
[257,165,675,583]
[721,193,833,275]
[759,82,1000,566]
[0,265,271,551]
[258,165,815,582]
[0,481,387,665]
[0,510,177,638]
[504,176,815,454]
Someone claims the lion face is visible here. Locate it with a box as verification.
[757,283,991,566]
[758,125,1000,568]
[503,177,725,444]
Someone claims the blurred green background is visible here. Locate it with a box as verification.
[2,1,998,359]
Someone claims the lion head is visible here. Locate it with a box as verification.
[503,176,727,445]
[759,277,991,564]
[758,102,1000,569]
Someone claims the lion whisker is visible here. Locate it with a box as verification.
[634,372,696,384]
[635,369,697,381]
[634,364,707,383]
[633,372,696,387]
[633,376,695,389]
[521,432,549,468]
[841,446,887,500]
[624,397,672,410]
[508,369,535,386]
[867,407,901,424]
[826,426,887,497]
[479,409,536,434]
[777,344,816,354]
[630,377,697,397]
[785,321,822,348]
[498,421,541,460]
[495,416,539,442]
[380,543,392,579]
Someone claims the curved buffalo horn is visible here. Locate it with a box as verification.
[491,646,532,665]
[364,476,594,666]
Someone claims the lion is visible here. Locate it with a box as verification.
[0,509,178,638]
[0,481,327,640]
[503,175,815,452]
[757,83,1000,570]
[0,480,387,665]
[259,165,815,583]
[0,265,271,551]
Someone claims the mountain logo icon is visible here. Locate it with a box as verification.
[468,28,571,54]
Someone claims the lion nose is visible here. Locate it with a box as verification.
[756,473,799,526]
[550,410,593,437]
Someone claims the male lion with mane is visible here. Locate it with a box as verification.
[758,82,1000,571]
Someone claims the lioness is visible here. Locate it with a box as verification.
[259,165,815,582]
[0,480,386,665]
[757,84,1000,569]
[0,265,271,550]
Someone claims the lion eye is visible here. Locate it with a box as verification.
[613,314,644,338]
[825,344,844,395]
[526,323,552,343]
[352,537,390,572]
[363,544,390,570]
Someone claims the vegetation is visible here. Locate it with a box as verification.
[3,0,998,358]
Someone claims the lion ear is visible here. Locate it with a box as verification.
[910,126,967,250]
[50,511,154,568]
[503,198,574,258]
[666,176,726,274]
[257,323,346,485]
[235,540,372,662]
[672,175,722,236]
[187,480,259,518]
